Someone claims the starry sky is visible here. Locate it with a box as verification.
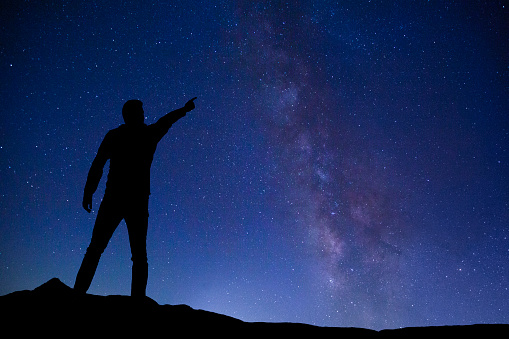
[1,0,508,330]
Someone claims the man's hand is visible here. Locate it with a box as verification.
[184,97,197,112]
[82,194,92,213]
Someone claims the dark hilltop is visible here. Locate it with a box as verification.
[1,278,507,337]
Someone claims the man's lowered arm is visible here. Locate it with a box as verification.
[82,136,110,212]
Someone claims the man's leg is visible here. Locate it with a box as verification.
[74,196,123,294]
[125,199,149,297]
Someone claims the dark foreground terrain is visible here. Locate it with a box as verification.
[1,278,507,337]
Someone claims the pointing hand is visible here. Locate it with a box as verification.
[184,97,197,112]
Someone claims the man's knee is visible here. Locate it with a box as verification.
[131,253,148,266]
[84,243,105,261]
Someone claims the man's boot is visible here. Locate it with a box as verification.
[74,251,101,294]
[131,261,148,298]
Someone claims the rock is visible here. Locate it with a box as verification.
[1,278,507,338]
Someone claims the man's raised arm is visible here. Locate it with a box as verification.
[155,97,197,131]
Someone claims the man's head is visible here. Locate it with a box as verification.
[122,100,144,126]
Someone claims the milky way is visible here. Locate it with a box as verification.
[225,2,412,324]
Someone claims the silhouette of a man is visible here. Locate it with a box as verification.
[74,97,197,297]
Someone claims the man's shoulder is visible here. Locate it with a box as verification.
[103,125,120,135]
[105,124,157,141]
[99,125,126,145]
[110,124,128,132]
[106,124,134,136]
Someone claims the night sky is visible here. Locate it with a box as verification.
[1,0,508,330]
